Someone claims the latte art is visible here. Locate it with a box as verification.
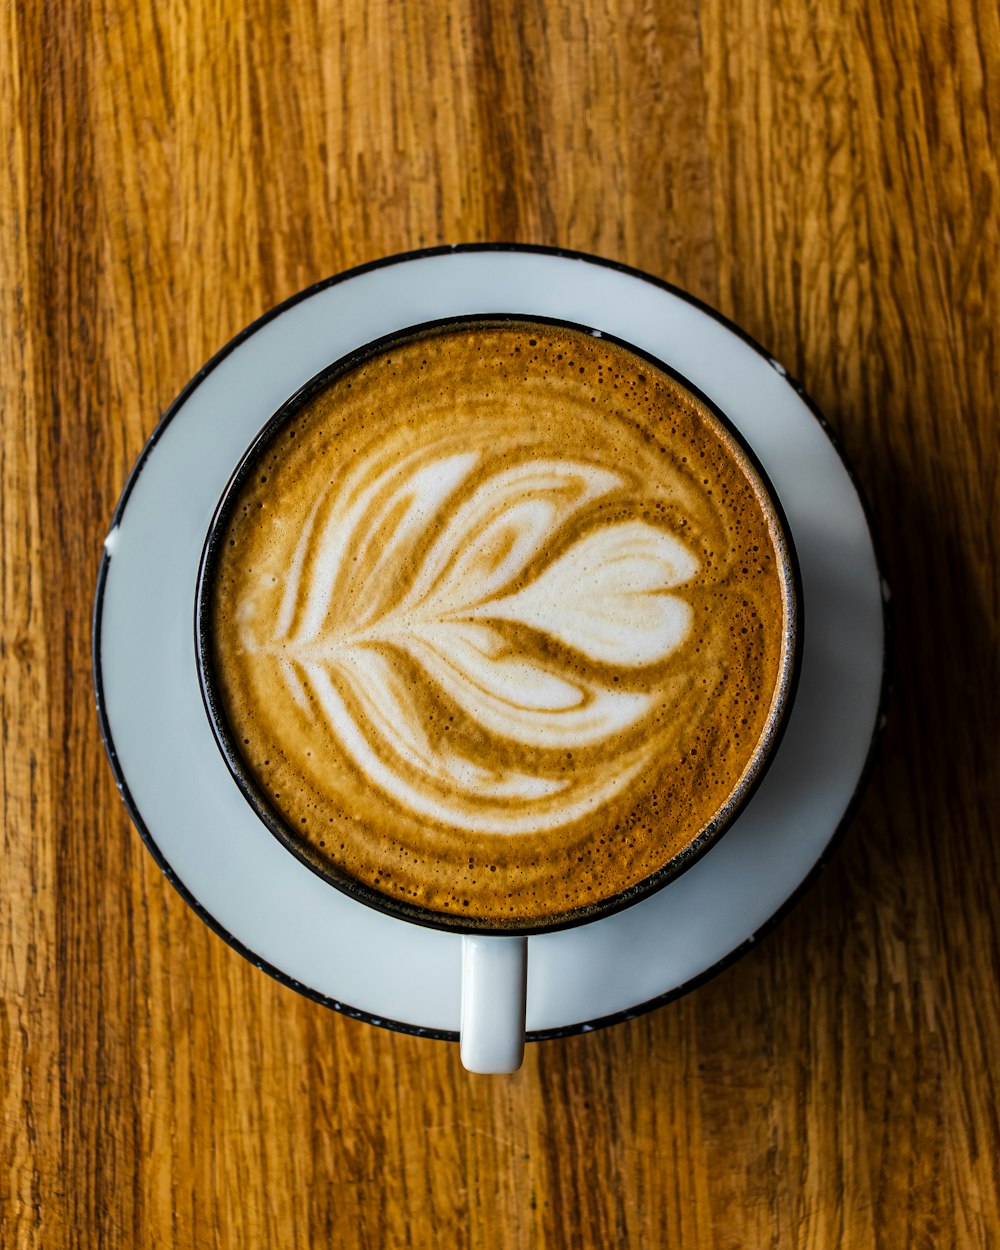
[251,449,699,833]
[207,322,795,926]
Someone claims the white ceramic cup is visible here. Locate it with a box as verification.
[194,314,801,1073]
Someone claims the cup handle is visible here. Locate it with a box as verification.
[459,934,528,1074]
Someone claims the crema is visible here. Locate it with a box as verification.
[206,321,795,925]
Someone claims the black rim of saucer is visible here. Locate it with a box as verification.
[193,312,802,937]
[92,243,892,1041]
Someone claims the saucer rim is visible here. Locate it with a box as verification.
[92,242,892,1042]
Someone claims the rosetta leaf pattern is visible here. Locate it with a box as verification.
[254,453,699,834]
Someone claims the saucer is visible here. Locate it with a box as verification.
[94,246,889,1040]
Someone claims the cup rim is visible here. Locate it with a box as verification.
[195,312,802,936]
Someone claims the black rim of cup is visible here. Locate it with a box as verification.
[195,313,803,936]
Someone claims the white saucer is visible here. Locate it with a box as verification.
[94,246,889,1040]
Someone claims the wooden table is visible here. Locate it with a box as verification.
[3,1,997,1246]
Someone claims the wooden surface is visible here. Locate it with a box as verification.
[2,1,997,1246]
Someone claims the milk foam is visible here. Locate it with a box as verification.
[245,450,699,832]
[209,322,791,924]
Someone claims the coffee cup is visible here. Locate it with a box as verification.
[195,316,800,1072]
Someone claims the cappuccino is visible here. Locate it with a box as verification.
[205,320,795,926]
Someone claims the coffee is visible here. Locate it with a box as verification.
[204,320,795,927]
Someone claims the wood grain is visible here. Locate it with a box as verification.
[2,0,997,1246]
